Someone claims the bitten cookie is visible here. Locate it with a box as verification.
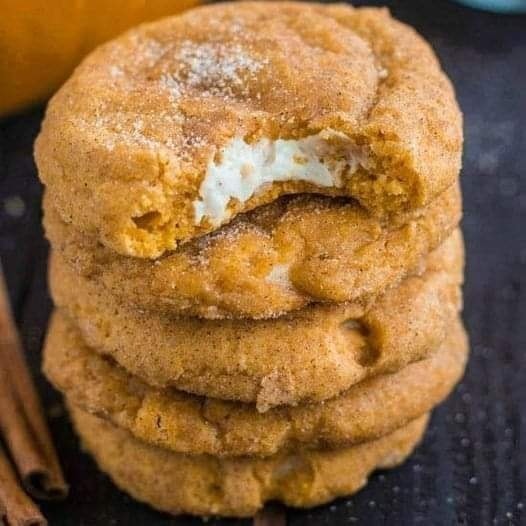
[46,313,467,457]
[44,184,461,319]
[49,231,463,409]
[71,406,429,517]
[35,1,462,258]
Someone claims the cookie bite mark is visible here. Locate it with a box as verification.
[35,2,462,258]
[193,130,368,226]
[43,184,462,320]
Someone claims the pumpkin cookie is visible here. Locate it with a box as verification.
[46,313,467,457]
[35,1,462,258]
[71,406,429,517]
[44,183,461,320]
[49,231,463,409]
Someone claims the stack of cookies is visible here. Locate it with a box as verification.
[36,2,466,518]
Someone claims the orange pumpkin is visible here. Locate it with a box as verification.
[0,0,201,116]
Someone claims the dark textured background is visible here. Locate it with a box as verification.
[0,1,525,524]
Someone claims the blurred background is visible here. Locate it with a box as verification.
[0,0,201,117]
[0,1,525,525]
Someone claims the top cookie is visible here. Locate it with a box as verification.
[35,1,462,258]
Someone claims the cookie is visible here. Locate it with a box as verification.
[46,313,466,457]
[70,406,429,517]
[44,183,461,320]
[49,230,463,409]
[35,1,462,258]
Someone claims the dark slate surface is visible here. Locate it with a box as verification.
[0,1,525,524]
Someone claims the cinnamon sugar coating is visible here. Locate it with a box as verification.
[44,184,461,320]
[48,231,463,408]
[35,2,462,258]
[46,313,466,457]
[71,406,429,517]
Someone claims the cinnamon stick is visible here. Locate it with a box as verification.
[254,504,287,526]
[0,444,46,526]
[0,268,67,500]
[0,361,48,497]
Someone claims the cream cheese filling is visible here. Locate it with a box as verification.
[193,129,366,225]
[265,263,292,289]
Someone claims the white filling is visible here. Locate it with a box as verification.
[265,264,292,288]
[193,129,364,225]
